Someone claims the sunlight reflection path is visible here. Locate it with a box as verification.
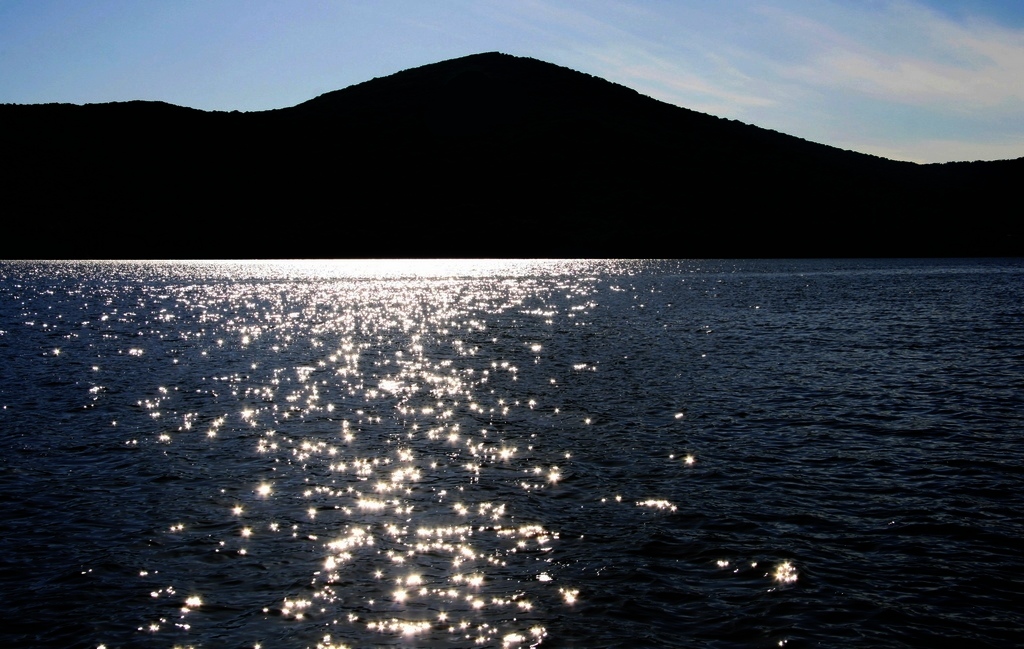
[129,261,602,647]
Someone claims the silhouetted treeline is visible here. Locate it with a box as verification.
[2,52,1020,258]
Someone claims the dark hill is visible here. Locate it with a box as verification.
[2,52,1020,258]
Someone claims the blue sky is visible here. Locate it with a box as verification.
[2,0,1022,163]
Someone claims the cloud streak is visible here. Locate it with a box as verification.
[524,0,1024,161]
[763,1,1024,112]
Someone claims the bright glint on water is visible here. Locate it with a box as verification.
[1,259,1023,648]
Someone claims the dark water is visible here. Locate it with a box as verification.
[1,259,1022,649]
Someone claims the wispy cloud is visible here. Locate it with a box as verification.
[482,1,779,115]
[848,134,1024,164]
[532,0,1024,161]
[761,1,1024,112]
[580,45,778,114]
[724,0,1024,160]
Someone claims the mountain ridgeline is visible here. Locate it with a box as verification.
[3,52,1020,257]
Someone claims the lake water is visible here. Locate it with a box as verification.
[1,258,1022,649]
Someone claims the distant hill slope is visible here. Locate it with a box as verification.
[2,52,1020,258]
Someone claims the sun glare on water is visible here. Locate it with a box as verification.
[73,259,678,647]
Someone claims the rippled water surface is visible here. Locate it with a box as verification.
[1,259,1022,648]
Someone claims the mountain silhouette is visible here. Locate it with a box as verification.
[3,52,1020,258]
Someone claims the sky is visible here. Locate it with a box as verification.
[2,0,1023,163]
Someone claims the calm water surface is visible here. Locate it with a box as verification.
[1,259,1022,648]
